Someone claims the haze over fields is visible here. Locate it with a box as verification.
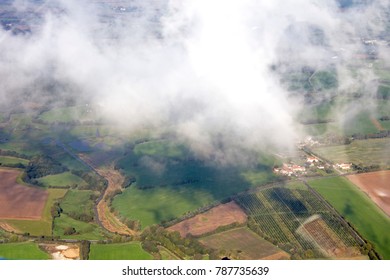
[1,0,390,261]
[1,0,389,163]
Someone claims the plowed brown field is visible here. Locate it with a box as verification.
[0,169,48,219]
[168,201,247,237]
[347,170,390,216]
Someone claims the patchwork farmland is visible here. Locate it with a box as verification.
[234,183,362,259]
[312,138,390,167]
[200,227,289,260]
[309,176,390,259]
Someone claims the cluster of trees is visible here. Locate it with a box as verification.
[140,225,219,260]
[79,240,91,260]
[360,241,382,260]
[50,202,63,218]
[68,212,94,223]
[71,170,107,192]
[319,134,352,146]
[379,116,390,121]
[352,130,390,140]
[377,84,390,100]
[0,233,27,244]
[0,149,31,159]
[0,162,26,169]
[123,219,141,231]
[121,175,136,188]
[352,163,381,173]
[22,155,68,185]
[300,119,334,125]
[63,227,76,236]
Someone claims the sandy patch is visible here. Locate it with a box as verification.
[40,243,80,260]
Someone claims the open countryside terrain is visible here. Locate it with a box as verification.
[89,242,153,260]
[308,177,390,259]
[168,201,247,237]
[312,138,390,167]
[37,172,88,188]
[0,156,29,166]
[347,170,390,216]
[234,182,363,259]
[0,242,50,260]
[112,139,278,228]
[0,168,48,220]
[1,0,390,261]
[200,227,289,260]
[3,188,67,236]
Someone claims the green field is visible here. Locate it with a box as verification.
[313,138,390,167]
[298,101,335,123]
[0,242,50,260]
[134,140,187,159]
[308,177,390,259]
[113,185,214,228]
[53,214,106,240]
[0,156,29,165]
[89,242,153,260]
[200,227,286,260]
[52,189,104,239]
[303,123,336,136]
[0,140,41,156]
[38,106,96,124]
[49,151,91,172]
[158,246,180,260]
[342,111,379,136]
[380,120,390,130]
[37,172,87,188]
[4,188,67,236]
[114,139,279,228]
[60,190,97,217]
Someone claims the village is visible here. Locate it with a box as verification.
[273,154,352,177]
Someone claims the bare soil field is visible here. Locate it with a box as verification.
[200,227,289,260]
[168,201,247,237]
[0,169,48,220]
[347,170,390,216]
[297,216,361,259]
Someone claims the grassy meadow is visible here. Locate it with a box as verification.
[89,242,153,260]
[313,138,390,167]
[0,242,49,260]
[0,156,29,165]
[37,172,87,187]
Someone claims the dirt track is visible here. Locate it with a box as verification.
[347,170,390,216]
[74,154,135,235]
[95,167,135,235]
[0,169,48,220]
[168,201,247,237]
